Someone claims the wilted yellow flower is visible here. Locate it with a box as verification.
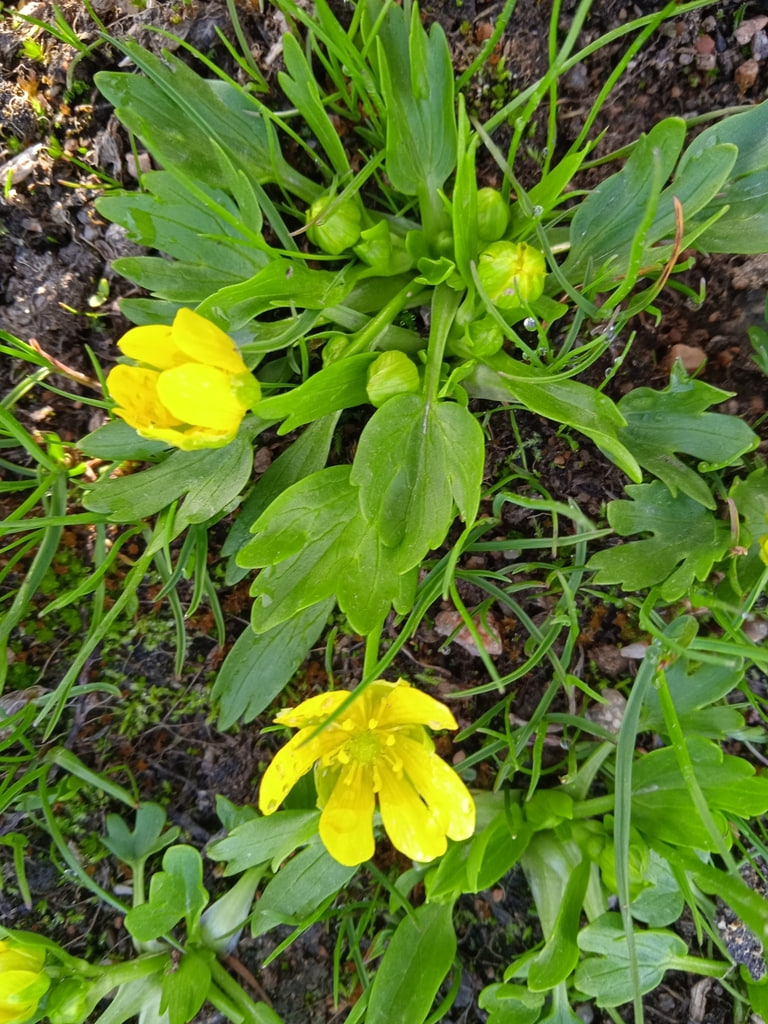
[259,679,475,866]
[106,308,261,450]
[0,940,50,1024]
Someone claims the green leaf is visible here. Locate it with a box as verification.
[640,653,744,735]
[575,913,711,1008]
[629,851,684,927]
[160,951,211,1024]
[372,0,456,195]
[468,360,641,483]
[124,846,208,942]
[564,119,686,285]
[96,44,316,202]
[212,599,334,729]
[102,804,181,870]
[83,433,257,525]
[78,419,170,461]
[350,394,485,572]
[683,101,768,253]
[195,260,354,331]
[253,353,378,432]
[223,415,339,584]
[616,364,758,507]
[208,811,321,874]
[528,854,591,992]
[366,901,457,1024]
[587,481,731,600]
[632,738,768,850]
[279,33,350,177]
[479,983,545,1024]
[238,466,417,634]
[250,839,357,937]
[730,467,768,589]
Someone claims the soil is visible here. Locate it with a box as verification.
[1,1,768,1023]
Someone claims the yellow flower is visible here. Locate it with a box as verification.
[106,308,261,450]
[259,679,475,866]
[0,940,50,1024]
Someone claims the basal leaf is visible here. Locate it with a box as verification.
[632,738,768,850]
[238,466,416,634]
[563,119,685,286]
[616,364,758,507]
[372,0,457,195]
[587,481,731,600]
[575,913,693,1008]
[366,902,457,1024]
[252,353,378,433]
[212,599,334,729]
[250,839,356,938]
[350,393,485,573]
[83,433,258,525]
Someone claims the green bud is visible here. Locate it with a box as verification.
[464,315,504,358]
[476,187,509,242]
[46,978,91,1024]
[599,829,650,900]
[477,241,546,310]
[354,220,414,275]
[366,351,420,407]
[306,195,361,255]
[322,333,353,366]
[433,229,455,258]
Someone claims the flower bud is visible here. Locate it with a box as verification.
[366,351,421,407]
[306,195,361,255]
[464,316,504,359]
[477,241,546,310]
[199,867,263,956]
[0,940,51,1024]
[476,188,509,243]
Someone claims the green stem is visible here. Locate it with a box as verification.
[423,285,462,405]
[209,959,284,1024]
[343,281,424,357]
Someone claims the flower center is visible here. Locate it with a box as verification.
[346,730,381,765]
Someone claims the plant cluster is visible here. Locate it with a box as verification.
[2,0,768,1022]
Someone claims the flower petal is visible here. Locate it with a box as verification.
[157,364,247,431]
[274,691,353,729]
[259,727,343,814]
[107,365,182,429]
[372,679,458,732]
[172,308,249,374]
[118,323,184,370]
[318,762,376,866]
[395,735,475,841]
[142,425,239,451]
[376,760,447,862]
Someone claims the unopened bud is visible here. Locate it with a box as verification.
[476,188,509,242]
[366,351,420,407]
[306,195,361,255]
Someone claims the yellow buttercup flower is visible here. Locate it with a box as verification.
[106,308,261,450]
[0,940,50,1024]
[259,679,475,866]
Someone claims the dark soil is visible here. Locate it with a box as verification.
[1,2,768,1023]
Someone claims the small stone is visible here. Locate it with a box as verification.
[695,34,715,54]
[753,30,768,61]
[660,343,707,374]
[434,609,503,657]
[695,52,717,71]
[735,58,760,93]
[734,15,768,46]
